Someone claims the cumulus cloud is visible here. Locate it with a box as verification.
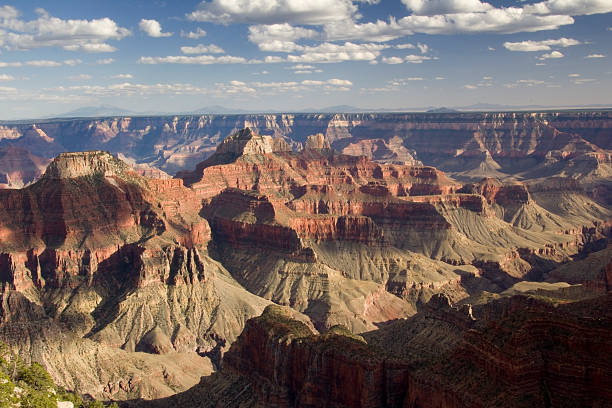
[539,50,564,59]
[181,27,207,39]
[0,6,129,52]
[96,58,115,65]
[181,44,225,54]
[0,59,82,67]
[405,54,433,63]
[524,0,612,16]
[188,0,358,25]
[0,74,15,81]
[246,78,353,94]
[382,54,434,64]
[46,77,353,99]
[248,23,319,52]
[288,64,323,74]
[382,56,404,64]
[585,53,605,58]
[320,8,574,39]
[402,0,493,15]
[503,79,546,88]
[139,55,252,65]
[323,0,612,40]
[324,19,407,42]
[111,73,133,79]
[503,37,580,52]
[139,19,173,37]
[63,59,82,66]
[286,42,387,63]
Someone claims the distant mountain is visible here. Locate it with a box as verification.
[190,105,251,114]
[315,105,368,113]
[54,105,136,118]
[426,107,460,113]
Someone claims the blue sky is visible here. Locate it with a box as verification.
[0,0,610,118]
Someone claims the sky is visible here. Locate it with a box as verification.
[0,0,610,119]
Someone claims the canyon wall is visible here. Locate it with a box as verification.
[0,111,610,182]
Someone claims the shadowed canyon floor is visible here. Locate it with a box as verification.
[0,113,610,406]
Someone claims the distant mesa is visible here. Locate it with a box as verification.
[42,150,130,179]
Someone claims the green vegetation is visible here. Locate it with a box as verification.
[0,341,118,408]
[326,325,367,344]
[257,305,314,339]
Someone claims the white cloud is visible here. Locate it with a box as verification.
[524,0,612,16]
[324,19,407,42]
[288,64,322,74]
[139,55,251,65]
[188,0,358,25]
[48,82,210,97]
[290,64,316,70]
[405,54,433,63]
[402,0,492,15]
[319,7,575,38]
[435,76,445,80]
[382,56,404,64]
[286,42,387,63]
[0,7,130,52]
[585,53,605,58]
[324,0,612,39]
[572,78,596,84]
[464,84,477,89]
[26,60,63,67]
[139,19,173,37]
[417,43,429,53]
[539,50,564,59]
[63,59,82,66]
[64,43,117,52]
[382,54,434,64]
[488,46,495,51]
[67,74,92,81]
[0,74,14,81]
[504,79,546,87]
[181,44,225,54]
[248,24,319,52]
[96,58,115,65]
[395,43,415,49]
[483,76,493,80]
[181,27,207,39]
[503,37,580,52]
[111,73,133,79]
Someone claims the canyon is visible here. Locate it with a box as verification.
[0,111,609,406]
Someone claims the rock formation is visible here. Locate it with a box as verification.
[137,291,612,408]
[0,150,281,400]
[0,116,609,405]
